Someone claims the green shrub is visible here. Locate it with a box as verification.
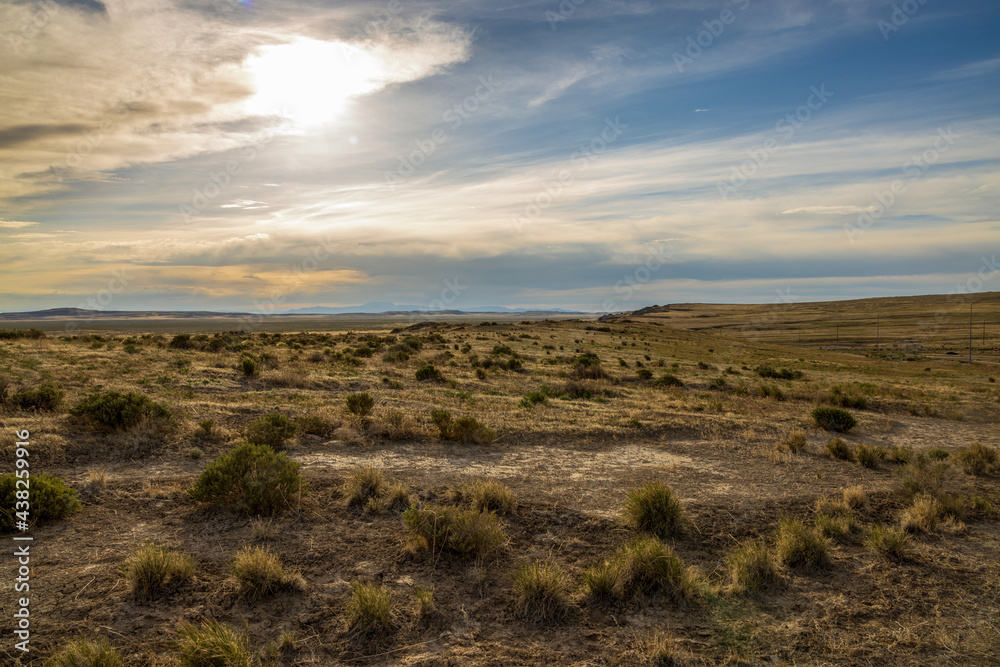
[652,373,684,388]
[866,525,910,562]
[513,559,570,623]
[239,355,259,377]
[725,540,779,595]
[813,406,856,433]
[230,545,304,601]
[0,472,81,533]
[429,410,496,443]
[45,636,124,667]
[927,447,950,460]
[519,391,547,409]
[188,443,305,515]
[775,518,829,570]
[402,505,506,559]
[70,390,171,430]
[124,543,195,601]
[415,364,443,382]
[854,443,886,469]
[169,334,193,349]
[466,480,517,514]
[827,386,868,409]
[10,384,64,411]
[623,483,683,539]
[0,328,45,340]
[825,437,853,461]
[758,383,786,400]
[953,442,999,476]
[756,366,802,380]
[295,415,331,437]
[707,376,727,390]
[636,368,653,380]
[244,414,296,451]
[346,392,375,418]
[176,620,254,667]
[346,581,394,637]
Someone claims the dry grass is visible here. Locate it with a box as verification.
[512,559,572,623]
[123,543,195,601]
[229,545,305,601]
[775,518,830,570]
[346,581,394,637]
[725,539,780,595]
[623,482,684,539]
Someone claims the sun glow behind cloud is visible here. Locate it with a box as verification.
[243,38,386,127]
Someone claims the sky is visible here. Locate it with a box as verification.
[0,0,998,314]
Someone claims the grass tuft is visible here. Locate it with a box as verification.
[176,619,254,667]
[346,581,394,637]
[230,545,304,601]
[775,518,830,570]
[512,559,571,623]
[866,525,911,562]
[124,543,195,601]
[466,479,517,514]
[45,636,124,667]
[623,482,683,539]
[402,505,507,559]
[953,442,999,476]
[725,539,780,595]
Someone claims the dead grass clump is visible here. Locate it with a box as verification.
[866,525,911,562]
[229,545,304,601]
[176,619,254,667]
[901,494,943,533]
[898,454,953,496]
[346,581,394,637]
[623,482,683,539]
[953,442,999,476]
[46,636,124,667]
[344,464,384,508]
[512,559,571,623]
[725,539,780,595]
[775,518,830,570]
[583,559,623,601]
[466,479,517,514]
[414,586,436,620]
[296,415,333,438]
[124,542,195,601]
[402,505,507,559]
[784,430,808,454]
[814,512,857,540]
[842,485,868,510]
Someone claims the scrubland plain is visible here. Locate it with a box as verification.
[1,296,999,665]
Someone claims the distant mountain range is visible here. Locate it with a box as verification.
[0,305,590,320]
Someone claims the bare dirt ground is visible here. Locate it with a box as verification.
[1,305,999,665]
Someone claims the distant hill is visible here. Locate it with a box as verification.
[0,306,590,320]
[283,302,586,314]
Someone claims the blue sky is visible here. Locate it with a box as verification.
[1,0,998,313]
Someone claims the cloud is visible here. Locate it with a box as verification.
[0,219,39,228]
[781,206,879,216]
